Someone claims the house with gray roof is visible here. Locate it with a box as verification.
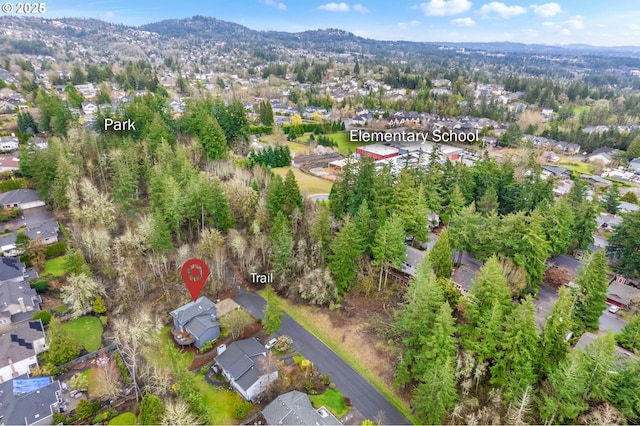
[0,221,60,257]
[0,257,40,329]
[575,332,638,365]
[261,390,342,425]
[0,374,62,425]
[0,320,46,383]
[606,279,640,309]
[170,296,220,349]
[214,337,278,402]
[0,189,45,211]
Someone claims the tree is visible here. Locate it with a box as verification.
[62,249,91,275]
[490,297,540,402]
[139,393,165,425]
[571,200,598,250]
[198,115,227,160]
[620,191,638,204]
[270,212,294,277]
[582,332,617,402]
[444,184,465,223]
[161,400,201,426]
[627,135,640,160]
[220,309,253,340]
[46,317,80,366]
[371,214,406,291]
[542,197,575,256]
[93,295,106,315]
[538,349,589,423]
[328,217,364,293]
[573,251,609,330]
[616,313,640,352]
[258,101,274,127]
[263,286,283,334]
[17,111,37,134]
[607,209,640,278]
[539,287,574,374]
[61,273,104,319]
[429,228,452,279]
[477,186,499,216]
[309,203,331,257]
[602,185,621,214]
[15,231,31,261]
[283,170,304,215]
[610,357,640,421]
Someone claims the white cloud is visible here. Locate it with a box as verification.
[530,3,561,18]
[260,0,287,10]
[353,4,370,13]
[318,2,350,11]
[451,17,476,27]
[398,20,422,30]
[522,28,539,37]
[543,14,584,31]
[480,2,527,18]
[419,0,472,16]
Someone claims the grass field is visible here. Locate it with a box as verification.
[108,412,136,425]
[555,158,592,175]
[309,389,349,418]
[258,290,414,423]
[62,316,103,352]
[272,166,333,196]
[298,132,364,155]
[42,256,68,277]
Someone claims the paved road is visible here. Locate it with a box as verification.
[308,193,330,202]
[599,308,627,334]
[233,291,411,425]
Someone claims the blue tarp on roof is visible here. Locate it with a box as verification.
[12,376,52,395]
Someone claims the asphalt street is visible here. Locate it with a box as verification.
[233,291,411,425]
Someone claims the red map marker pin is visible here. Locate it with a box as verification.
[181,259,210,302]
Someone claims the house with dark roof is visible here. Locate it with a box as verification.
[586,147,621,165]
[169,296,220,349]
[606,277,640,309]
[0,320,46,382]
[0,374,62,425]
[261,390,342,425]
[575,332,638,365]
[0,189,45,211]
[0,257,40,329]
[214,337,278,401]
[0,221,60,257]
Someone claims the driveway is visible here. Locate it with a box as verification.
[233,291,411,425]
[599,308,627,334]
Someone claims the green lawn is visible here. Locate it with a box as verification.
[297,132,364,155]
[554,158,592,175]
[62,316,104,352]
[309,389,349,418]
[42,256,68,277]
[272,166,333,196]
[108,412,136,425]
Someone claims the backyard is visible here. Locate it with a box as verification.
[42,255,68,278]
[62,316,104,352]
[309,389,349,418]
[272,166,333,196]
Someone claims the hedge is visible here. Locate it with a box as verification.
[45,241,67,257]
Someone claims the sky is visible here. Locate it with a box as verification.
[32,1,640,46]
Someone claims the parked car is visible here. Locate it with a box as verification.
[265,338,277,349]
[608,305,621,314]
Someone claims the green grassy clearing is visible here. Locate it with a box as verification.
[272,166,333,196]
[62,316,103,352]
[309,389,349,418]
[257,289,415,423]
[42,255,68,277]
[108,412,136,425]
[298,132,364,155]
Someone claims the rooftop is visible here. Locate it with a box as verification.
[0,374,61,426]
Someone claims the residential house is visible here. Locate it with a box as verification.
[575,332,638,364]
[0,320,47,382]
[606,276,640,309]
[0,257,41,328]
[28,136,49,150]
[629,157,640,172]
[596,213,623,230]
[586,147,621,166]
[0,189,45,211]
[81,102,97,115]
[0,221,60,257]
[0,135,19,152]
[170,296,220,349]
[618,201,640,213]
[0,374,62,425]
[541,165,572,180]
[0,154,20,172]
[580,174,612,188]
[261,390,342,426]
[214,337,278,401]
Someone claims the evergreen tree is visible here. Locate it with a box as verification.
[429,228,452,279]
[309,203,331,257]
[477,186,499,216]
[582,331,617,402]
[328,217,364,294]
[46,317,81,366]
[538,349,589,423]
[444,184,465,223]
[372,214,406,291]
[139,393,165,425]
[283,170,304,215]
[610,357,640,421]
[602,185,621,215]
[449,202,481,265]
[606,209,640,278]
[266,174,286,218]
[17,111,37,134]
[270,212,294,277]
[539,287,574,374]
[616,313,640,352]
[571,200,598,250]
[198,115,227,160]
[93,295,106,315]
[353,199,374,255]
[263,286,283,334]
[542,197,575,256]
[573,250,609,330]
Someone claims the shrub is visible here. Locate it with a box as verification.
[32,310,52,325]
[44,241,67,257]
[69,372,89,392]
[322,374,331,386]
[93,295,106,315]
[233,399,252,420]
[199,340,213,352]
[92,411,110,424]
[30,280,48,292]
[75,399,101,419]
[274,335,293,352]
[343,396,352,407]
[99,315,109,326]
[52,413,64,425]
[329,382,336,390]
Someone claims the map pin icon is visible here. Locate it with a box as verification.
[181,259,210,302]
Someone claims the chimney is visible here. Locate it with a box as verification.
[8,357,17,378]
[18,297,26,312]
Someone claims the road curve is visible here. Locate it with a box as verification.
[233,290,411,425]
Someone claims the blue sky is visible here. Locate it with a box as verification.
[36,1,640,46]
